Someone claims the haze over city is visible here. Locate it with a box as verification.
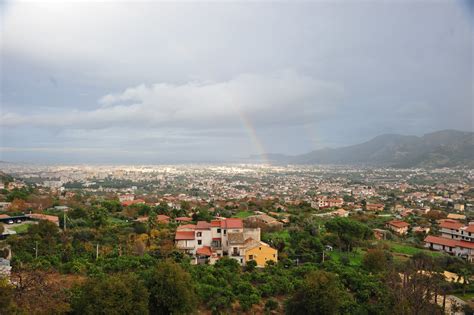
[1,1,473,164]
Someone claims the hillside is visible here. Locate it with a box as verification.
[266,130,474,168]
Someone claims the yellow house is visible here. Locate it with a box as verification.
[244,240,278,267]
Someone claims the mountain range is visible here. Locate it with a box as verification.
[254,130,474,168]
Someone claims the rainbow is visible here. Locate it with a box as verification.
[232,104,268,164]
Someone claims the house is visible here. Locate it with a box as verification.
[176,217,193,224]
[424,235,474,262]
[366,203,384,211]
[157,215,170,224]
[244,214,283,229]
[438,220,474,242]
[373,228,389,240]
[27,213,59,225]
[174,218,277,266]
[244,239,278,267]
[118,194,135,202]
[332,209,349,217]
[385,220,409,235]
[454,204,465,212]
[121,199,145,207]
[447,213,466,220]
[412,226,430,234]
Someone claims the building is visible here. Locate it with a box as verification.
[438,220,474,242]
[454,204,465,212]
[385,220,409,235]
[175,218,277,266]
[424,235,474,262]
[244,214,283,229]
[424,219,474,262]
[118,194,135,202]
[27,213,59,225]
[366,203,384,211]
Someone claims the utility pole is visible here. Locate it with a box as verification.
[322,250,325,263]
[35,241,38,259]
[64,212,67,231]
[96,243,99,260]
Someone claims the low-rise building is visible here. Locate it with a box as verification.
[175,218,277,267]
[385,220,409,235]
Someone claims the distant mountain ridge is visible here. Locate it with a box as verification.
[258,130,474,168]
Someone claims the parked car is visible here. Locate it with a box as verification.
[7,220,14,224]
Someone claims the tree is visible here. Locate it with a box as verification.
[325,217,372,252]
[0,278,17,313]
[362,249,392,273]
[285,270,351,315]
[148,260,197,314]
[71,273,149,315]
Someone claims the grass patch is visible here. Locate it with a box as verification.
[12,223,32,234]
[264,229,290,242]
[233,211,254,219]
[328,248,365,267]
[454,292,474,302]
[107,217,130,226]
[385,241,444,257]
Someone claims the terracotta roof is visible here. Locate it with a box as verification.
[221,218,243,229]
[157,215,170,222]
[464,225,474,233]
[387,220,409,228]
[211,220,222,227]
[27,213,59,223]
[439,220,464,230]
[424,235,474,249]
[424,235,458,247]
[122,199,146,207]
[176,217,192,222]
[196,246,212,256]
[177,224,196,230]
[196,221,212,229]
[175,231,195,240]
[0,214,10,219]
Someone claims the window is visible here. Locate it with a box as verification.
[223,230,226,235]
[197,232,202,237]
[259,247,261,250]
[249,255,254,260]
[273,254,276,258]
[217,228,221,233]
[198,240,202,245]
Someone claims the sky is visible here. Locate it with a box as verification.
[1,0,473,164]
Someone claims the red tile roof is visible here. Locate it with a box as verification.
[176,217,192,222]
[424,235,474,249]
[27,213,59,224]
[0,214,10,219]
[157,215,170,222]
[122,199,146,207]
[439,219,464,230]
[465,225,474,233]
[221,218,243,229]
[196,221,212,229]
[196,246,212,256]
[177,224,196,230]
[211,220,222,227]
[387,220,409,229]
[175,231,195,240]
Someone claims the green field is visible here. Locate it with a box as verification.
[454,292,474,302]
[385,241,444,257]
[264,229,291,242]
[328,248,365,267]
[12,223,32,234]
[233,211,254,218]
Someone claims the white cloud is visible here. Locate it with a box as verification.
[1,70,344,129]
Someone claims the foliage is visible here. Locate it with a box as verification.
[285,270,353,315]
[71,273,149,315]
[147,260,197,314]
